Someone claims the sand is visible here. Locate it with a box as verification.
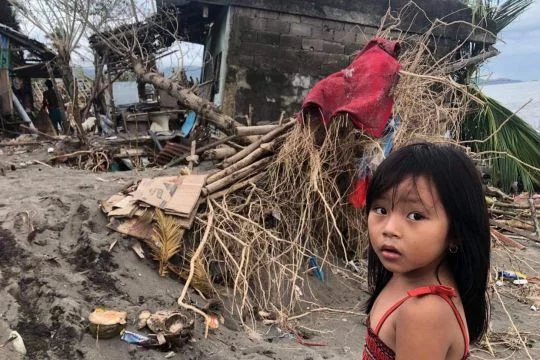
[0,142,538,359]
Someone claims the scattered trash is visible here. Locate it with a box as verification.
[108,239,119,252]
[277,328,296,340]
[88,308,127,339]
[346,259,362,273]
[308,256,324,281]
[294,285,303,298]
[201,300,225,330]
[0,331,26,355]
[206,314,221,330]
[497,270,527,282]
[136,310,194,347]
[165,351,176,358]
[138,310,152,330]
[132,242,146,259]
[531,305,538,312]
[121,330,150,345]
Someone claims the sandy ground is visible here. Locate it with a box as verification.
[0,142,539,360]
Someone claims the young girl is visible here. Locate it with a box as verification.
[362,143,491,360]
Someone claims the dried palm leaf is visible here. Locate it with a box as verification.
[179,250,213,297]
[150,209,183,276]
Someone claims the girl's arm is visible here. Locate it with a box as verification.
[395,296,455,360]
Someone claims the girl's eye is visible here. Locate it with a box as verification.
[407,212,424,221]
[373,207,387,215]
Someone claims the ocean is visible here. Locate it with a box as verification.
[482,81,540,130]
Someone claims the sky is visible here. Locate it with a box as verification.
[17,1,538,80]
[482,1,540,81]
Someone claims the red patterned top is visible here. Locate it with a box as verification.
[362,285,470,360]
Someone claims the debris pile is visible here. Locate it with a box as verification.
[487,190,540,245]
[97,32,488,333]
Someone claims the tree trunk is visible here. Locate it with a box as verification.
[132,59,241,135]
[55,58,86,142]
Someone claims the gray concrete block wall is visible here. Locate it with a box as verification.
[229,7,375,73]
[224,6,380,124]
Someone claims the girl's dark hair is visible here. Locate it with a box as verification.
[364,142,490,343]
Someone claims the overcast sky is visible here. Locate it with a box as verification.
[19,1,538,80]
[482,1,540,81]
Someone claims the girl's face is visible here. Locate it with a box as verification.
[367,176,450,278]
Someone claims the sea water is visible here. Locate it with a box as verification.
[482,81,540,131]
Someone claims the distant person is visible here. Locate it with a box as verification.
[42,80,63,132]
[362,143,490,359]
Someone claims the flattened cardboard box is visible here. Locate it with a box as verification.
[131,175,206,217]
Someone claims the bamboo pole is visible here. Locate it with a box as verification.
[203,156,272,195]
[495,219,534,232]
[207,172,265,199]
[202,147,237,160]
[236,125,279,137]
[188,140,196,171]
[164,135,237,168]
[490,219,539,243]
[222,119,295,167]
[529,197,540,236]
[206,142,275,184]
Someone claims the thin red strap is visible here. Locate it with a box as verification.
[373,285,469,357]
[373,295,411,334]
[437,294,470,356]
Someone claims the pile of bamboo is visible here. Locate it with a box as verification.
[487,187,540,246]
[198,119,296,199]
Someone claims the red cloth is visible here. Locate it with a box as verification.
[349,176,370,208]
[299,38,400,138]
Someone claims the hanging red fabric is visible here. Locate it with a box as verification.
[299,38,400,138]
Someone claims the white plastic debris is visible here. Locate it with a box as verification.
[7,331,27,355]
[513,279,528,285]
[531,305,538,312]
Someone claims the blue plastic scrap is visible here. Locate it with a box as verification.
[180,111,197,137]
[308,256,324,281]
[121,330,150,345]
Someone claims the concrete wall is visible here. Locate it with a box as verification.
[162,0,494,125]
[223,6,378,124]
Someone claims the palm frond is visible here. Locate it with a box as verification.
[179,250,213,297]
[461,88,540,192]
[489,0,534,33]
[464,0,534,33]
[150,209,184,276]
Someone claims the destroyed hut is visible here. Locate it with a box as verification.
[158,0,495,124]
[0,23,58,130]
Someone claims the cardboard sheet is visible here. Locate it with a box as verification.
[107,217,154,240]
[108,195,138,217]
[131,175,206,217]
[99,193,127,214]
